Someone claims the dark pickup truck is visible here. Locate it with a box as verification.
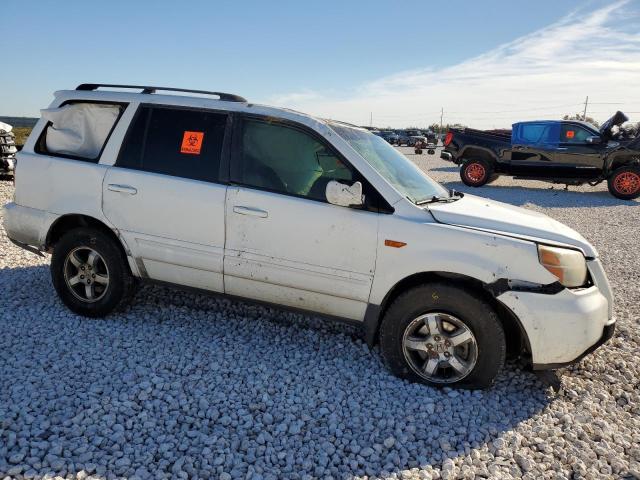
[441,112,640,199]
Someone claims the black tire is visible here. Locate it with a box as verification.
[427,149,435,155]
[51,227,135,317]
[379,283,506,389]
[460,158,493,187]
[415,148,423,154]
[607,166,640,200]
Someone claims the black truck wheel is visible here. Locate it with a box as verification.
[461,159,493,187]
[608,166,640,200]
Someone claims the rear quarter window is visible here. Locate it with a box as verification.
[514,123,559,146]
[36,102,124,162]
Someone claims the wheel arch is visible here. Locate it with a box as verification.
[364,271,530,359]
[45,214,131,264]
[606,153,640,174]
[459,146,498,165]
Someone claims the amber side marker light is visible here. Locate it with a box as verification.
[385,240,407,248]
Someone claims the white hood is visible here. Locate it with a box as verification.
[428,194,597,257]
[0,121,12,133]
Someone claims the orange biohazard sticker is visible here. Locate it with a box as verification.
[180,131,204,154]
[566,130,575,139]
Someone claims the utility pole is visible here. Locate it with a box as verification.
[440,107,444,134]
[370,112,373,127]
[583,96,589,120]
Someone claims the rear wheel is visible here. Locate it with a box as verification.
[608,166,640,200]
[461,158,493,187]
[379,283,506,389]
[51,227,135,317]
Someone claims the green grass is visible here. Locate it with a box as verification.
[12,127,33,147]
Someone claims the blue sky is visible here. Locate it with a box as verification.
[2,0,639,128]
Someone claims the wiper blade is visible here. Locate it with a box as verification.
[416,195,458,205]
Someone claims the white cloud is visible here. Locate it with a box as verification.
[263,0,640,129]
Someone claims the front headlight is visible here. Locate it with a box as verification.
[538,244,588,288]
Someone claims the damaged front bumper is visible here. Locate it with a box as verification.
[497,258,615,369]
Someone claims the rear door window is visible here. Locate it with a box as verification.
[117,106,227,183]
[37,102,124,161]
[518,123,556,145]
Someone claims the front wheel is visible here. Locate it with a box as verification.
[608,166,640,200]
[51,227,135,317]
[379,283,506,389]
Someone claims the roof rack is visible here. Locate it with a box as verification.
[76,84,247,102]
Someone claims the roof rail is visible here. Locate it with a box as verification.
[76,84,247,102]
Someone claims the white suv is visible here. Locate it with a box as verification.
[3,84,615,389]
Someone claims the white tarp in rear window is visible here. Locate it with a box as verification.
[41,103,121,159]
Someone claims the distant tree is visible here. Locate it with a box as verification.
[429,122,467,134]
[563,114,600,128]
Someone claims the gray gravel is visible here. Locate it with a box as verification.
[1,149,639,480]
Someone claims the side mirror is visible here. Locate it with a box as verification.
[586,135,602,144]
[326,180,364,207]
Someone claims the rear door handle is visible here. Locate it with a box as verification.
[107,184,138,195]
[233,206,268,218]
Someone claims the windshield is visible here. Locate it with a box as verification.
[330,123,447,203]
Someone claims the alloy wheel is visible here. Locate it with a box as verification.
[614,171,640,195]
[465,163,486,184]
[402,312,478,383]
[63,247,110,303]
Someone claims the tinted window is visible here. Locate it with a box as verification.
[519,123,556,144]
[117,106,227,182]
[236,119,353,201]
[561,124,593,143]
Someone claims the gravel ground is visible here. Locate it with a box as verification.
[0,149,639,480]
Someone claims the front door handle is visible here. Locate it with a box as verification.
[233,206,268,218]
[556,147,568,151]
[107,184,138,195]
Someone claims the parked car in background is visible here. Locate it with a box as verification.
[378,130,397,144]
[396,130,437,147]
[412,136,437,155]
[424,130,438,146]
[395,131,410,146]
[0,121,17,176]
[442,112,640,199]
[387,131,400,144]
[372,130,396,143]
[3,83,615,389]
